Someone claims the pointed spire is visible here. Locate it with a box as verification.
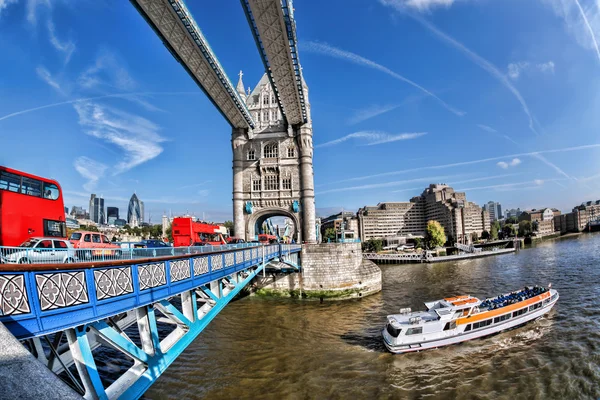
[236,70,245,98]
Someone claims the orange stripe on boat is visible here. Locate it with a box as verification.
[453,298,479,306]
[457,291,551,325]
[444,295,469,302]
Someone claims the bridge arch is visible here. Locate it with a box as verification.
[246,207,300,242]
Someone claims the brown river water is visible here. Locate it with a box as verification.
[129,233,600,399]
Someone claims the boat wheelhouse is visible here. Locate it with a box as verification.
[383,285,559,354]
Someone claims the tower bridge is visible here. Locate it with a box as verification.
[0,1,383,398]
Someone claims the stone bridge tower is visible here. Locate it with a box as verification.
[232,71,316,243]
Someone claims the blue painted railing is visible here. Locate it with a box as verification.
[0,244,301,339]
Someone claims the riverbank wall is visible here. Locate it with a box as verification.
[252,243,382,300]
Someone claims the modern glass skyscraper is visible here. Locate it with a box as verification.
[107,207,119,225]
[127,193,143,227]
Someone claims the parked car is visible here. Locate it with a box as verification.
[69,231,121,260]
[133,240,173,256]
[135,240,172,248]
[2,237,77,264]
[227,237,245,244]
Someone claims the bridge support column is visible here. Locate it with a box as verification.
[232,127,248,241]
[296,125,316,243]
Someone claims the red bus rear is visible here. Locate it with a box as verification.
[171,217,226,247]
[258,234,277,244]
[0,166,67,247]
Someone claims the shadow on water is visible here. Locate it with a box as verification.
[340,329,388,352]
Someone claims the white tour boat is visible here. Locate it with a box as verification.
[383,285,559,354]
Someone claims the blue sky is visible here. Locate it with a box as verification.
[1,0,600,222]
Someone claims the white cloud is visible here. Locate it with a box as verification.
[381,0,457,12]
[317,175,451,195]
[73,102,166,174]
[476,124,497,133]
[73,157,107,191]
[26,0,50,25]
[316,131,427,148]
[78,50,136,91]
[47,20,75,64]
[381,1,541,136]
[457,179,559,192]
[35,66,61,91]
[530,153,571,179]
[507,61,555,80]
[497,161,509,169]
[301,41,465,117]
[0,0,18,18]
[534,179,545,186]
[510,158,521,166]
[542,0,600,64]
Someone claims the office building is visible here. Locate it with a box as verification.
[107,207,119,225]
[483,201,503,222]
[89,194,105,225]
[519,208,561,236]
[505,208,522,219]
[127,193,143,227]
[358,184,490,244]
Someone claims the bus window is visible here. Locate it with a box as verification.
[84,234,91,242]
[92,234,101,243]
[43,219,66,237]
[0,170,21,192]
[21,177,42,197]
[43,183,60,200]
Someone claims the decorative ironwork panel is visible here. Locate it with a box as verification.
[211,255,223,271]
[252,248,258,259]
[36,272,89,311]
[94,267,133,301]
[235,251,243,264]
[193,257,209,276]
[244,250,251,261]
[225,253,234,267]
[170,260,191,283]
[137,263,166,291]
[0,274,30,315]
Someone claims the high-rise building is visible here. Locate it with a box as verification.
[162,214,170,238]
[358,184,490,244]
[506,208,522,219]
[70,206,86,218]
[127,193,143,227]
[89,194,105,224]
[107,207,119,225]
[483,201,503,222]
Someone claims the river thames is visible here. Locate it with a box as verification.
[142,233,600,399]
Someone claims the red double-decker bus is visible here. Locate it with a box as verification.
[0,166,67,247]
[171,217,227,247]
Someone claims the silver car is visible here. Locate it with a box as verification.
[2,237,77,264]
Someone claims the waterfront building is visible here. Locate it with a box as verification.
[127,193,143,227]
[555,200,600,233]
[483,201,503,222]
[107,207,119,225]
[320,212,358,239]
[357,184,489,244]
[519,208,560,236]
[89,194,105,225]
[162,214,170,238]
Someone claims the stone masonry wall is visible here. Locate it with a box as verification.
[253,243,381,300]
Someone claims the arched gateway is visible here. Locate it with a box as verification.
[232,72,316,243]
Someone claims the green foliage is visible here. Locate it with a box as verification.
[223,220,234,236]
[79,224,99,232]
[502,224,517,238]
[505,216,519,224]
[531,220,539,232]
[471,232,479,243]
[413,237,422,249]
[425,220,446,249]
[166,226,173,242]
[518,220,532,237]
[324,228,336,242]
[481,230,490,240]
[490,220,501,240]
[363,238,383,253]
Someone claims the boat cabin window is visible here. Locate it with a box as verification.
[443,321,457,331]
[386,324,402,338]
[512,308,527,318]
[493,314,511,324]
[464,324,472,332]
[405,327,423,335]
[472,319,492,330]
[529,302,542,312]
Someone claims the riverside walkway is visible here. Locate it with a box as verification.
[363,248,516,264]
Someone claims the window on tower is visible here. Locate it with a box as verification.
[247,149,255,160]
[264,175,279,191]
[263,143,278,158]
[282,177,291,190]
[252,179,260,191]
[287,146,295,158]
[263,95,268,105]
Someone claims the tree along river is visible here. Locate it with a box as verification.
[140,233,600,399]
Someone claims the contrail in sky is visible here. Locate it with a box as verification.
[574,0,600,63]
[0,92,199,123]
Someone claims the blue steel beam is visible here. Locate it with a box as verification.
[130,0,255,129]
[241,0,308,126]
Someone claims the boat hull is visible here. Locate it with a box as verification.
[383,293,558,354]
